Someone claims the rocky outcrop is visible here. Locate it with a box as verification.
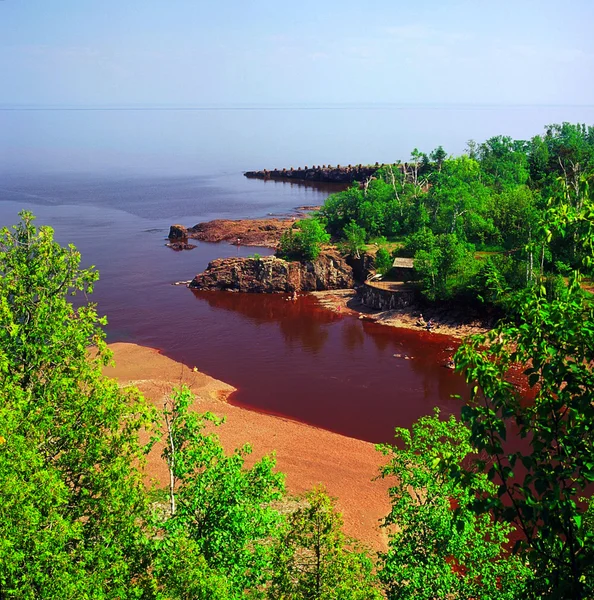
[168,224,188,239]
[186,218,294,248]
[190,250,354,293]
[245,164,382,184]
[166,224,196,250]
[166,240,196,251]
[346,253,376,282]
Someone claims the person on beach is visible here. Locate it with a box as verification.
[416,313,425,327]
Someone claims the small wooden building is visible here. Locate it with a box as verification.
[392,257,414,269]
[391,257,414,281]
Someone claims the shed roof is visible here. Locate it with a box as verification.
[392,257,414,269]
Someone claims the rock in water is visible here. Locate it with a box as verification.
[190,250,354,293]
[168,224,188,239]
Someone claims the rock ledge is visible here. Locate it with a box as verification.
[190,250,354,293]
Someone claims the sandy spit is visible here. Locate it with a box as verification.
[104,342,392,551]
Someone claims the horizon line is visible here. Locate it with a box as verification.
[2,102,594,112]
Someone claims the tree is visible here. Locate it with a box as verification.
[454,193,594,598]
[377,410,531,599]
[0,212,155,598]
[374,247,392,276]
[342,221,367,259]
[319,186,364,237]
[427,156,493,242]
[277,218,330,261]
[477,135,530,189]
[429,145,447,172]
[158,386,286,598]
[269,487,382,600]
[409,230,477,300]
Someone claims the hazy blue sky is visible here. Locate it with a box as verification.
[1,0,593,107]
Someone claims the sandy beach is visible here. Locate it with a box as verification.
[104,342,392,551]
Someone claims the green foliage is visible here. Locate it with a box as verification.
[406,230,477,300]
[342,221,367,259]
[317,123,594,302]
[455,192,594,598]
[158,387,285,598]
[0,212,156,598]
[477,135,530,189]
[277,218,330,261]
[377,410,531,599]
[269,487,382,600]
[374,247,392,276]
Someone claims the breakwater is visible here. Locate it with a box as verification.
[244,163,383,184]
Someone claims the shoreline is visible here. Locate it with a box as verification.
[104,342,392,551]
[312,289,492,340]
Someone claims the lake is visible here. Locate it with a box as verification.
[1,105,593,442]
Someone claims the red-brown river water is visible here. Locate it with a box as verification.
[0,172,469,443]
[9,104,575,442]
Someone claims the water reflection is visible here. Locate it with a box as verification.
[191,290,335,355]
[188,290,468,442]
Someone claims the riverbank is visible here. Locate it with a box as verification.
[312,289,493,339]
[104,342,391,551]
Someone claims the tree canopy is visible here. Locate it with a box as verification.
[317,122,594,302]
[0,211,380,599]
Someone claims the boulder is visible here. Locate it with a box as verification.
[168,224,188,239]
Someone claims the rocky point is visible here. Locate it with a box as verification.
[190,249,354,293]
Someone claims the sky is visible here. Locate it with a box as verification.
[1,0,593,107]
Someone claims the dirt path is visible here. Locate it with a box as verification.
[104,342,392,551]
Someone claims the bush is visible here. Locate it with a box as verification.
[375,247,392,275]
[277,218,330,261]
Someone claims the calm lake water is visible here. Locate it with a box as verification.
[2,105,593,442]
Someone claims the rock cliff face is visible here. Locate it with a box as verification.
[190,250,354,293]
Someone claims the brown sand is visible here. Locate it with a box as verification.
[104,342,391,551]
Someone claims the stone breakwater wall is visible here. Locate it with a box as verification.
[244,164,382,184]
[358,282,416,310]
[190,250,354,293]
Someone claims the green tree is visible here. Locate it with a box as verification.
[409,231,477,300]
[319,186,365,237]
[342,221,367,259]
[427,156,494,242]
[377,410,531,599]
[278,218,330,261]
[269,487,382,600]
[158,387,285,598]
[0,212,155,598]
[374,247,392,276]
[429,145,447,172]
[477,135,530,189]
[455,194,594,598]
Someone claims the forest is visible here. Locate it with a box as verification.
[280,122,594,307]
[1,122,594,599]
